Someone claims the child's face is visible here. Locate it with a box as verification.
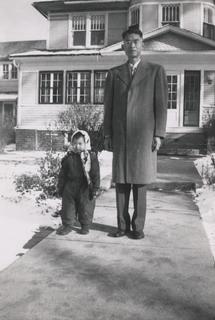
[72,137,86,153]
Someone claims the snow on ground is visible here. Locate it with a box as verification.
[0,160,61,271]
[194,154,215,262]
[0,150,112,272]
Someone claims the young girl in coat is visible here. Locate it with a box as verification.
[56,130,100,235]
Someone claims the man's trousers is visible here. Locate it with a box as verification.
[116,183,147,233]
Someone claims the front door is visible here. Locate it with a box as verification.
[167,74,180,127]
[184,71,200,126]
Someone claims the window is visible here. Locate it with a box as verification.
[66,71,91,104]
[162,4,180,27]
[71,14,106,47]
[0,64,18,80]
[130,7,140,26]
[203,6,215,40]
[91,15,105,46]
[39,71,63,104]
[11,64,18,79]
[3,64,9,79]
[0,103,16,127]
[167,75,178,109]
[94,71,107,104]
[72,16,86,46]
[204,6,214,25]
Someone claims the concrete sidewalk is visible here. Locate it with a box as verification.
[153,155,203,190]
[0,188,215,320]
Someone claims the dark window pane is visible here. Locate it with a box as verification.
[91,31,105,45]
[73,31,86,46]
[172,101,177,109]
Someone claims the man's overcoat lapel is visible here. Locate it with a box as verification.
[117,59,151,91]
[117,62,131,87]
[130,59,150,88]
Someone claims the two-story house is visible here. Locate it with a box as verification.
[10,0,215,152]
[0,40,46,134]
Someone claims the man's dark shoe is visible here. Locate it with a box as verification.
[56,226,72,235]
[108,230,130,238]
[131,231,145,240]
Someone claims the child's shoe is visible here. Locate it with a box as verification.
[56,225,72,235]
[80,226,89,235]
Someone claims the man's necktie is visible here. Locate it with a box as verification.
[130,66,136,78]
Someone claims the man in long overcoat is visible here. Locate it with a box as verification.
[104,25,168,239]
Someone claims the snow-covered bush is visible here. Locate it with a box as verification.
[203,112,215,137]
[39,151,62,197]
[15,173,41,194]
[195,154,215,186]
[14,151,63,201]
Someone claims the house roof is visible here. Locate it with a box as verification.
[0,94,17,101]
[33,0,130,18]
[0,40,46,60]
[101,25,215,53]
[10,49,101,58]
[11,25,215,59]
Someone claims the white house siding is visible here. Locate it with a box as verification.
[107,12,128,45]
[21,72,38,105]
[141,4,159,34]
[183,3,202,35]
[0,80,18,93]
[17,55,126,129]
[17,52,215,131]
[20,105,69,129]
[48,14,69,49]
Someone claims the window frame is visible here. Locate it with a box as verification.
[69,12,108,48]
[167,74,178,110]
[66,70,91,104]
[0,63,18,80]
[130,7,140,26]
[160,3,181,27]
[11,64,18,80]
[39,71,64,105]
[94,70,107,104]
[204,5,215,25]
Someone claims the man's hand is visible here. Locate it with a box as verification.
[104,136,112,151]
[152,137,162,152]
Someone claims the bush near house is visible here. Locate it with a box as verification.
[203,112,215,153]
[203,112,215,137]
[195,154,215,186]
[57,105,104,152]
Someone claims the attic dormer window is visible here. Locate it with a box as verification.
[70,14,106,48]
[204,6,214,25]
[91,15,105,46]
[0,64,18,80]
[162,4,180,27]
[203,6,215,40]
[130,7,140,26]
[72,16,86,46]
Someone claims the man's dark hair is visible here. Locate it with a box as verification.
[71,131,85,142]
[122,25,143,39]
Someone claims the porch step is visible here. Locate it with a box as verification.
[159,132,207,156]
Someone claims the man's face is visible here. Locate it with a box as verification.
[122,33,143,60]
